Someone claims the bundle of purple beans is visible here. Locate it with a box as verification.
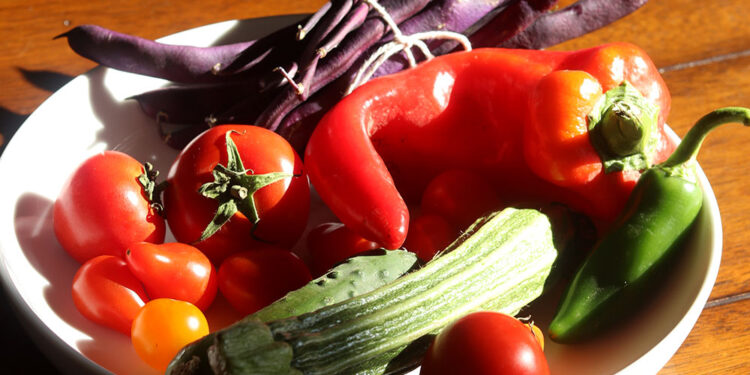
[58,0,648,153]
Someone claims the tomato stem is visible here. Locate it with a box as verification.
[138,162,167,216]
[231,185,249,200]
[196,131,294,243]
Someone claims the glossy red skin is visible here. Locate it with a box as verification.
[403,214,458,262]
[306,222,381,276]
[217,246,312,315]
[164,124,310,265]
[72,255,149,335]
[125,242,218,311]
[420,169,504,231]
[421,311,549,375]
[524,70,606,188]
[54,151,166,264]
[305,43,674,248]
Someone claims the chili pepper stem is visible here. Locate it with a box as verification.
[661,107,750,169]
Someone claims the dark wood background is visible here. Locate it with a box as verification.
[1,0,748,373]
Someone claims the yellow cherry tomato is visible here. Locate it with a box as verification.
[527,322,545,350]
[131,298,209,372]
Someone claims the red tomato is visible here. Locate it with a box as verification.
[131,298,209,372]
[217,245,312,315]
[125,242,218,311]
[421,311,549,375]
[403,214,458,262]
[164,124,310,265]
[420,169,503,230]
[54,151,166,263]
[71,255,149,335]
[306,222,381,276]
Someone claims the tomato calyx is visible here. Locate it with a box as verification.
[137,162,167,216]
[197,130,295,243]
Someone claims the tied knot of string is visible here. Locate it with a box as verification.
[270,0,472,97]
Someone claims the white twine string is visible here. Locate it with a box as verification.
[346,0,472,95]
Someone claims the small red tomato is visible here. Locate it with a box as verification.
[131,298,209,372]
[403,214,458,262]
[306,222,381,276]
[125,242,218,311]
[420,169,503,230]
[54,151,166,263]
[218,245,312,315]
[164,125,310,265]
[421,311,549,375]
[72,255,149,335]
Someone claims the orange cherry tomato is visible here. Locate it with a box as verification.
[131,298,209,372]
[527,322,545,350]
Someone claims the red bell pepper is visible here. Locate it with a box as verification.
[304,43,675,249]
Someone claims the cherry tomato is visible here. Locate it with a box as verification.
[54,151,166,263]
[403,214,458,262]
[131,298,209,372]
[218,245,312,315]
[125,242,218,311]
[164,124,310,265]
[306,222,381,276]
[421,311,549,375]
[71,255,149,335]
[420,169,503,230]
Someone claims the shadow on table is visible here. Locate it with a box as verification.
[0,107,29,156]
[1,69,74,156]
[18,68,74,93]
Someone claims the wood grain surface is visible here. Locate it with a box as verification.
[1,0,748,374]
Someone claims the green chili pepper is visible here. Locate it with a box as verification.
[548,107,750,343]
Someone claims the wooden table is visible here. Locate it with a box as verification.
[1,1,748,373]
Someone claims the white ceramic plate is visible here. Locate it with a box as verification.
[0,15,722,375]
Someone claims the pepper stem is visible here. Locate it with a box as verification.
[661,107,750,169]
[588,81,660,173]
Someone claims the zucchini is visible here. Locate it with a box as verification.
[253,249,419,322]
[169,249,418,375]
[174,207,560,375]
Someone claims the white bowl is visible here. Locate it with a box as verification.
[0,16,722,375]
